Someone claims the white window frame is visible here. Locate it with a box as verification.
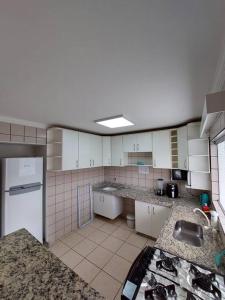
[218,140,225,212]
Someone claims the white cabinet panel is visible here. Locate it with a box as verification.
[123,132,152,152]
[78,132,91,169]
[91,134,102,167]
[153,130,171,169]
[93,192,123,219]
[135,201,152,236]
[135,201,170,238]
[62,129,79,170]
[111,135,125,166]
[102,136,111,166]
[137,132,152,152]
[150,204,170,238]
[178,126,188,170]
[123,134,137,152]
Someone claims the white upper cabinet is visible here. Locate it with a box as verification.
[78,132,91,169]
[47,128,79,171]
[123,132,152,152]
[90,134,102,167]
[178,126,188,170]
[123,134,137,152]
[79,132,102,168]
[153,130,171,169]
[102,136,111,166]
[111,135,126,166]
[62,129,79,170]
[137,132,152,152]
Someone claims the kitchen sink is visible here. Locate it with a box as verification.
[102,186,118,192]
[173,220,204,247]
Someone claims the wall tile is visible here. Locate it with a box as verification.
[0,122,10,134]
[37,128,47,138]
[24,136,36,144]
[11,135,24,143]
[25,126,36,137]
[0,134,10,142]
[11,124,24,136]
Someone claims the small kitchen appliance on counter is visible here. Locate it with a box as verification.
[122,246,225,300]
[166,182,178,198]
[155,178,165,196]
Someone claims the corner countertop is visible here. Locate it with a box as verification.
[0,229,104,300]
[93,182,225,273]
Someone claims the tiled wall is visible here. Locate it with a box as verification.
[104,166,189,196]
[0,121,46,145]
[46,168,104,244]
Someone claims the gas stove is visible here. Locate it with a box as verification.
[122,247,225,300]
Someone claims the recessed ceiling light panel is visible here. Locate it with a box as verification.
[95,115,134,128]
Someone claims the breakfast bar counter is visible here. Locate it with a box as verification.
[0,229,104,300]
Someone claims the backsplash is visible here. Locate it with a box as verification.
[104,166,191,197]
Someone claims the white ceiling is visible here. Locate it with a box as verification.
[0,0,225,134]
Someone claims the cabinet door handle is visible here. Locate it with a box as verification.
[93,159,94,166]
[137,144,139,151]
[153,207,155,215]
[90,159,92,167]
[133,144,135,151]
[153,159,156,167]
[76,160,79,168]
[120,158,122,166]
[103,196,104,202]
[184,159,187,169]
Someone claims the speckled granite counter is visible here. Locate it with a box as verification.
[0,229,104,300]
[93,182,175,208]
[94,182,225,273]
[155,203,225,273]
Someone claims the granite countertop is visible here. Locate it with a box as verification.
[0,229,104,300]
[93,182,175,208]
[93,182,225,273]
[155,203,225,273]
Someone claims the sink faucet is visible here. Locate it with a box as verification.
[193,208,211,227]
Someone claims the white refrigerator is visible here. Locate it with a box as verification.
[1,157,43,243]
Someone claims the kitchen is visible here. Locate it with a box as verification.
[1,1,225,300]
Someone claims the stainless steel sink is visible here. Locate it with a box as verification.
[102,186,118,192]
[173,220,204,247]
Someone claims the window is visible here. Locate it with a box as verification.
[218,141,225,211]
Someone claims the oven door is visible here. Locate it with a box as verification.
[122,247,153,300]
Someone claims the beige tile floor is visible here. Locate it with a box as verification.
[50,216,155,300]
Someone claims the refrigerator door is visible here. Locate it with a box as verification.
[3,157,43,191]
[3,186,43,243]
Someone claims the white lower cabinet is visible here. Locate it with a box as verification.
[135,201,170,238]
[93,192,123,219]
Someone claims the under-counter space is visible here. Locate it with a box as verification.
[0,229,104,300]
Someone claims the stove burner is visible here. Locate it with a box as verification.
[156,251,179,277]
[186,292,198,300]
[145,274,177,300]
[190,265,221,299]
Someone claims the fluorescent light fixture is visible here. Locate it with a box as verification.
[95,115,134,128]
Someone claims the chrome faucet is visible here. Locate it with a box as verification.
[193,208,211,228]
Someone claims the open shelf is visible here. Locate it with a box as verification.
[127,152,152,166]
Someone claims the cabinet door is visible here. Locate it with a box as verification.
[62,129,79,170]
[178,126,188,170]
[102,136,111,166]
[102,194,123,219]
[153,130,171,168]
[91,134,102,167]
[93,192,103,215]
[78,132,91,169]
[111,136,124,166]
[123,134,137,152]
[151,205,170,238]
[135,201,152,236]
[137,132,152,152]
